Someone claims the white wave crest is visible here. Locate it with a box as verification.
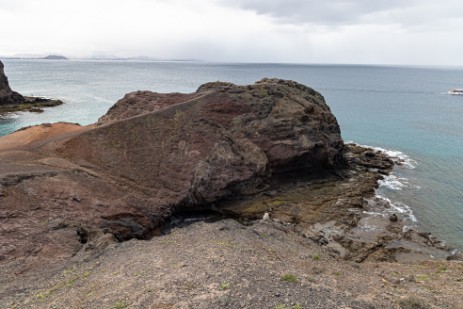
[346,141,418,169]
[378,174,409,191]
[377,148,418,169]
[346,141,419,227]
[373,193,418,223]
[0,113,20,119]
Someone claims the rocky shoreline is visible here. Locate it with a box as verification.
[0,60,63,114]
[0,96,63,114]
[219,143,460,263]
[1,78,462,308]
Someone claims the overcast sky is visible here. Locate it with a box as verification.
[1,0,463,65]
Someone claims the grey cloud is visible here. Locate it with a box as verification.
[220,0,423,25]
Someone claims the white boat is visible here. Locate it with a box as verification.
[448,88,463,95]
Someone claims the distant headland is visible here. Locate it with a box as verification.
[42,54,68,60]
[1,54,69,60]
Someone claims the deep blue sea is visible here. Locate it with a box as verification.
[1,59,463,249]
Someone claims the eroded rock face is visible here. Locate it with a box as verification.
[60,78,346,239]
[0,79,346,272]
[1,79,456,280]
[0,60,24,105]
[0,61,12,98]
[69,78,345,207]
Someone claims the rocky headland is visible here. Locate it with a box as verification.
[42,55,68,60]
[0,79,461,308]
[0,60,63,114]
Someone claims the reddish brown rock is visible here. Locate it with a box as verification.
[0,79,345,273]
[0,78,457,287]
[65,79,345,206]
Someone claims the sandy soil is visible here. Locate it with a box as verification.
[0,122,88,152]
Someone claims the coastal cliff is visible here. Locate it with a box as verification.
[0,60,62,113]
[0,60,25,105]
[0,79,461,308]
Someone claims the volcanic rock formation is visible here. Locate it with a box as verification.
[0,79,457,283]
[0,79,345,267]
[59,78,346,238]
[0,60,25,105]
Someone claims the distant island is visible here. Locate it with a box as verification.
[42,55,68,60]
[0,54,203,62]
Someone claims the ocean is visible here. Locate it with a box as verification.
[1,59,463,250]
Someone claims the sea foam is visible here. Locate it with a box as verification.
[378,174,408,191]
[348,142,419,225]
[372,147,418,169]
[347,141,418,169]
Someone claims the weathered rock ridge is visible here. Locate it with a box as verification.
[0,79,458,286]
[0,60,25,105]
[81,78,345,207]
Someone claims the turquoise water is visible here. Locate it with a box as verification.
[1,60,463,249]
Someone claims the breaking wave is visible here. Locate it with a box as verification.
[378,174,408,191]
[346,141,418,169]
[347,142,419,226]
[372,147,418,169]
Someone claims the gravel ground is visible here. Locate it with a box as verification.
[2,219,462,309]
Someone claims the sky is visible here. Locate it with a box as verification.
[1,0,463,65]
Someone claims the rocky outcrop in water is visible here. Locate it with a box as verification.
[0,79,345,269]
[54,78,345,238]
[0,60,25,105]
[0,60,62,113]
[0,79,458,284]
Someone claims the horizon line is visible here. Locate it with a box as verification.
[2,55,463,69]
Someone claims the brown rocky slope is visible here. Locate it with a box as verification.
[0,79,461,308]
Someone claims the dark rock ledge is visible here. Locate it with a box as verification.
[0,78,459,282]
[0,60,63,114]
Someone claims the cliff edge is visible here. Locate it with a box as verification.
[0,79,461,308]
